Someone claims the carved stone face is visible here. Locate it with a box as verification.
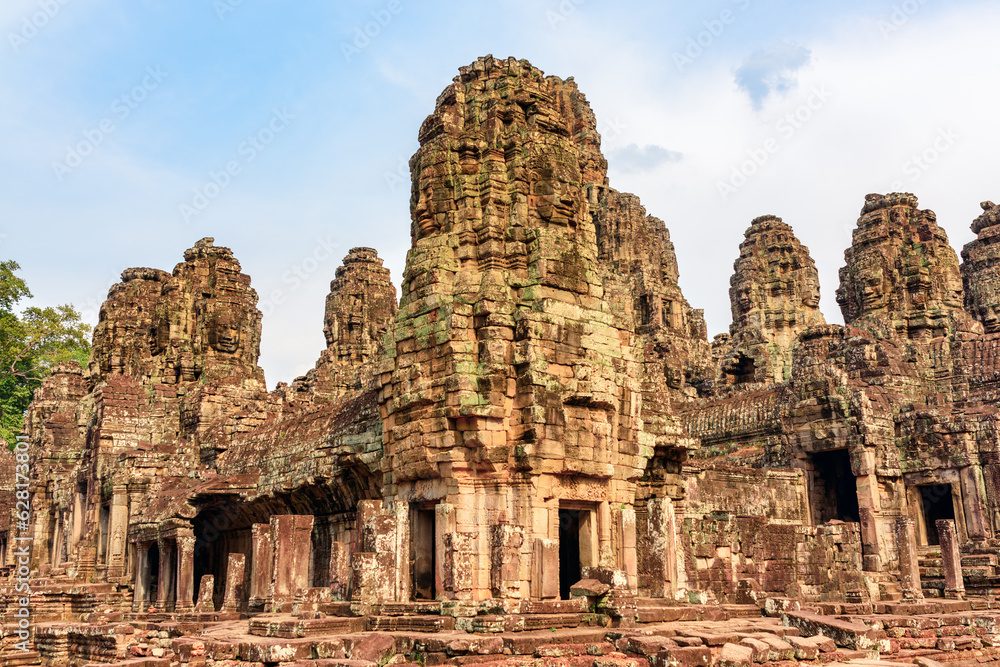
[800,275,820,309]
[207,310,241,354]
[980,303,1000,333]
[413,185,438,239]
[735,286,756,316]
[860,270,888,311]
[530,162,581,226]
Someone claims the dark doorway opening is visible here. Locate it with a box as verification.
[919,484,955,545]
[148,542,160,606]
[559,509,582,600]
[412,507,436,600]
[811,449,860,523]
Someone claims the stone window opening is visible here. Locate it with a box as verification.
[725,354,757,385]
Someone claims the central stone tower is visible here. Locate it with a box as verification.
[377,56,695,601]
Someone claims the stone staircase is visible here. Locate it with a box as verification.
[919,545,1000,597]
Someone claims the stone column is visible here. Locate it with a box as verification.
[434,503,455,598]
[960,465,991,540]
[490,524,523,599]
[106,486,129,580]
[175,530,196,613]
[856,455,884,572]
[132,543,150,612]
[531,538,559,599]
[222,553,246,612]
[329,542,350,601]
[270,515,314,609]
[616,505,638,592]
[646,497,678,598]
[156,538,175,611]
[598,501,614,567]
[248,524,273,612]
[895,517,923,600]
[194,574,215,612]
[937,519,965,599]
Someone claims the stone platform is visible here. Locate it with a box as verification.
[7,598,1000,667]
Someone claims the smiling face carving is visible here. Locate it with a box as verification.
[207,308,242,354]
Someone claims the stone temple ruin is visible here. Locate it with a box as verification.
[4,55,1000,667]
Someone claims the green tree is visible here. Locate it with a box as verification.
[0,260,91,447]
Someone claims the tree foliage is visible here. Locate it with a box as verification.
[0,260,91,447]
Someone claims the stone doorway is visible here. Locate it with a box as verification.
[147,542,160,607]
[919,484,956,545]
[411,504,436,600]
[558,503,598,600]
[559,509,582,600]
[810,449,860,523]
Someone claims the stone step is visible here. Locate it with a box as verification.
[502,628,611,655]
[636,606,699,623]
[519,599,589,614]
[533,642,617,658]
[320,601,358,617]
[962,554,999,567]
[722,604,764,618]
[248,614,366,638]
[459,613,588,633]
[366,615,455,632]
[376,601,442,616]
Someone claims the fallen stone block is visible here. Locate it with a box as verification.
[781,610,878,650]
[717,642,753,667]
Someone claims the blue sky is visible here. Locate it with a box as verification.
[3,0,998,386]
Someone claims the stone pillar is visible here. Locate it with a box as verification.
[937,519,966,599]
[175,530,196,613]
[329,542,351,601]
[222,553,246,612]
[156,538,175,611]
[392,502,410,602]
[248,524,273,612]
[531,538,559,599]
[106,486,129,580]
[490,524,523,599]
[856,463,883,572]
[961,465,991,540]
[434,503,455,598]
[194,574,215,612]
[270,515,314,609]
[616,505,638,592]
[132,543,150,612]
[598,501,614,567]
[895,517,923,600]
[70,490,84,556]
[646,497,678,598]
